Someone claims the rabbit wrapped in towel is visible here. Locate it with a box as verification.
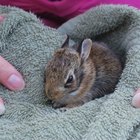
[45,37,122,108]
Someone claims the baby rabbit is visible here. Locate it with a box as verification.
[45,37,122,108]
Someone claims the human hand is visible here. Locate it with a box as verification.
[0,56,25,91]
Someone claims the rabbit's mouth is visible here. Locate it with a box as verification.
[68,88,78,95]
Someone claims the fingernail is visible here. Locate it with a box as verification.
[0,98,5,115]
[7,74,25,91]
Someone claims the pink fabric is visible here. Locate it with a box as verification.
[0,0,140,28]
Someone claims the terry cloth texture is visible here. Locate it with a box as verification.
[0,5,140,140]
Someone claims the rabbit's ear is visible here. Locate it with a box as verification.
[61,35,69,48]
[80,39,92,61]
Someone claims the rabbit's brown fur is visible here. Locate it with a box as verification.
[45,38,122,108]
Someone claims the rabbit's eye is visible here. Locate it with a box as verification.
[64,75,73,88]
[67,75,73,83]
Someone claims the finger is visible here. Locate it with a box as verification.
[0,56,25,91]
[132,88,140,108]
[0,97,5,115]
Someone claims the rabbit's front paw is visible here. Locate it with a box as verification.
[52,101,65,109]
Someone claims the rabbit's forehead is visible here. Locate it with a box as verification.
[46,58,79,80]
[52,54,80,68]
[55,48,80,60]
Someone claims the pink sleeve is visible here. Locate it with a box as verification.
[0,0,99,17]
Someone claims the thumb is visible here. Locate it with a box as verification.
[0,56,25,91]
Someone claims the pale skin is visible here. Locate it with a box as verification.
[132,88,140,108]
[0,15,139,115]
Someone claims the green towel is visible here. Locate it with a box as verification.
[0,5,140,140]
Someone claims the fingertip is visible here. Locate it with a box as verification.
[132,92,140,108]
[6,74,25,91]
[0,56,25,91]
